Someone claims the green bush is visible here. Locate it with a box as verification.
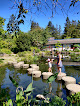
[0,48,12,54]
[16,33,31,52]
[74,48,80,52]
[45,51,50,56]
[30,47,40,53]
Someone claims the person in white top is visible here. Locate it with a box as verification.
[46,58,54,72]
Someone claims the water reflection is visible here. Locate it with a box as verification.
[0,61,80,104]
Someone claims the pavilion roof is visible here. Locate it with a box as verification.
[46,38,80,45]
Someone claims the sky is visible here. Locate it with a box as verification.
[0,0,80,33]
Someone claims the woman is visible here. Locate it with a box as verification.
[56,51,63,74]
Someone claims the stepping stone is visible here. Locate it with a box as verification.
[30,64,37,67]
[66,84,80,95]
[42,72,53,80]
[8,61,13,65]
[14,63,21,69]
[22,64,29,69]
[30,65,39,70]
[32,71,41,78]
[57,72,66,80]
[27,68,36,74]
[12,61,17,66]
[18,61,24,67]
[62,76,76,85]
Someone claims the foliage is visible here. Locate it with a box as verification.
[0,59,3,63]
[45,51,51,56]
[3,76,66,106]
[9,76,19,87]
[67,92,80,106]
[47,73,58,83]
[16,33,31,52]
[30,47,40,53]
[62,18,80,39]
[3,83,34,106]
[28,28,51,48]
[30,21,41,31]
[74,48,80,52]
[69,53,80,62]
[0,17,5,35]
[0,48,12,54]
[55,41,62,49]
[7,14,20,37]
[45,21,60,39]
[48,96,66,106]
[74,44,80,48]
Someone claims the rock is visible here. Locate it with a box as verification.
[14,63,21,69]
[22,64,29,69]
[57,72,66,80]
[12,61,17,66]
[36,94,45,100]
[18,61,24,68]
[62,76,76,85]
[30,64,37,67]
[30,64,39,70]
[32,71,41,78]
[66,84,80,95]
[42,72,53,80]
[27,68,36,74]
[8,61,13,65]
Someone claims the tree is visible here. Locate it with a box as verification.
[16,33,31,52]
[58,25,62,36]
[45,21,60,39]
[30,21,40,31]
[0,17,5,35]
[7,14,20,37]
[10,0,80,20]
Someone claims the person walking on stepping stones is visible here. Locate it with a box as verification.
[46,58,53,72]
[56,51,63,74]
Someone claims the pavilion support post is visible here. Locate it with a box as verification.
[62,44,63,51]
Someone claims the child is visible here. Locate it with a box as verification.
[46,58,53,72]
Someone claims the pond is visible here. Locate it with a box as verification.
[0,60,80,105]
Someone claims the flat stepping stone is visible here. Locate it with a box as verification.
[32,71,41,78]
[30,65,39,70]
[8,61,13,65]
[14,63,21,69]
[12,61,17,66]
[66,84,80,95]
[57,72,66,80]
[42,72,53,80]
[22,64,29,69]
[30,64,37,67]
[27,68,36,74]
[62,76,76,85]
[18,61,24,67]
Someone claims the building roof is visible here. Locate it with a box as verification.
[46,38,80,45]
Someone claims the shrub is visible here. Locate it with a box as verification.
[30,47,40,53]
[16,33,31,52]
[74,48,80,52]
[0,48,12,54]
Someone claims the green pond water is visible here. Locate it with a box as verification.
[0,61,80,105]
